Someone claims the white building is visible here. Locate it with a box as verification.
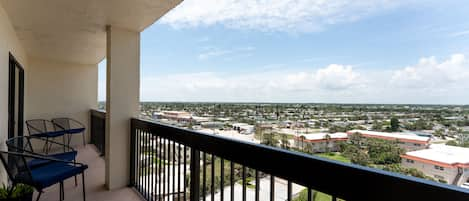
[347,130,430,151]
[156,111,192,123]
[294,133,348,153]
[401,144,469,186]
[232,123,255,134]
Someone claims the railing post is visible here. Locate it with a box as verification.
[190,148,200,201]
[129,119,136,187]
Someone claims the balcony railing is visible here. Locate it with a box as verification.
[130,118,469,201]
[90,109,106,156]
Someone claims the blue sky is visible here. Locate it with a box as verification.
[99,0,469,104]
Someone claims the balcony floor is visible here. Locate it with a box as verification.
[35,145,144,201]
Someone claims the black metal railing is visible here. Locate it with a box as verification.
[130,118,469,201]
[90,109,106,156]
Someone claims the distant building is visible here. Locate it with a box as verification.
[201,121,225,129]
[294,133,348,153]
[156,111,192,123]
[347,130,430,151]
[401,144,469,186]
[232,123,255,135]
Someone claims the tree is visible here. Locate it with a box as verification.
[299,135,306,151]
[367,139,404,164]
[280,134,290,149]
[348,133,363,146]
[261,132,279,147]
[433,129,444,138]
[372,120,382,131]
[305,143,314,153]
[323,134,331,153]
[446,140,458,146]
[342,144,369,166]
[390,117,399,132]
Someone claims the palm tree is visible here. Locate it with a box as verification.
[324,134,331,153]
[299,135,306,151]
[281,134,290,149]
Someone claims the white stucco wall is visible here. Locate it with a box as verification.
[26,58,98,146]
[402,159,458,184]
[105,25,140,190]
[0,3,28,184]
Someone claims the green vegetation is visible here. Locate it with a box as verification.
[403,118,434,130]
[0,183,34,200]
[390,117,400,132]
[339,133,404,166]
[316,152,351,163]
[195,156,258,196]
[383,164,435,181]
[446,140,469,148]
[293,189,345,201]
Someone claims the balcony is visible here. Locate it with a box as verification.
[125,115,469,201]
[35,145,142,201]
[18,110,469,201]
[1,1,469,200]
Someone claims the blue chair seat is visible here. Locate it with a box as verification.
[67,128,85,134]
[33,130,67,138]
[31,162,87,189]
[28,151,77,168]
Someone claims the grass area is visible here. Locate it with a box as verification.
[200,157,257,195]
[152,157,167,165]
[293,189,345,201]
[315,152,351,163]
[315,192,333,201]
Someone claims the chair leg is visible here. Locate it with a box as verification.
[82,132,86,146]
[60,182,63,201]
[82,173,86,201]
[73,159,78,186]
[42,137,49,154]
[63,135,67,152]
[36,191,42,201]
[67,134,72,147]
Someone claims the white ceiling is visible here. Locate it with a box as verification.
[1,0,182,64]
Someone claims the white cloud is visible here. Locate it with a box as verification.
[314,64,362,90]
[140,64,364,102]
[160,0,403,33]
[136,54,469,104]
[198,46,255,60]
[390,54,469,89]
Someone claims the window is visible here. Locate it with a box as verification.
[434,165,444,171]
[406,159,414,163]
[414,143,421,146]
[434,175,443,179]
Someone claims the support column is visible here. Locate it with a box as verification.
[105,25,140,190]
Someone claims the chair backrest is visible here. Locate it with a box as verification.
[0,151,33,185]
[5,136,34,153]
[6,136,75,156]
[51,118,70,130]
[26,119,49,135]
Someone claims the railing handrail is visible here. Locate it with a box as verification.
[131,118,469,201]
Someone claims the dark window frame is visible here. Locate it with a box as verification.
[8,52,24,139]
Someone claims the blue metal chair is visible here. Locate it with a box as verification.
[0,151,88,201]
[52,118,86,146]
[26,119,68,153]
[6,136,79,185]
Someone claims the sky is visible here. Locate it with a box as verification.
[98,0,469,104]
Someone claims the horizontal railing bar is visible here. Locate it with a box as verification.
[131,118,469,201]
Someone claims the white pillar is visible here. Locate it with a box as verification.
[105,25,140,190]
